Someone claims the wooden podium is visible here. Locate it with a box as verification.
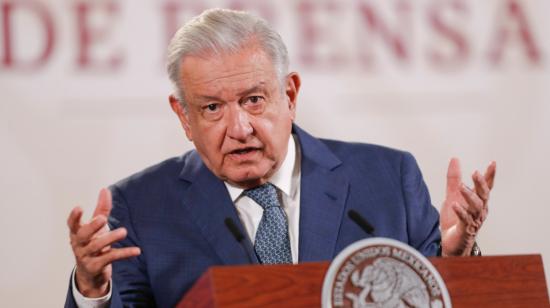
[177,254,549,307]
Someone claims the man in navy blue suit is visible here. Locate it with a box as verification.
[65,8,496,307]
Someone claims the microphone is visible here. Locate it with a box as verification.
[348,210,375,235]
[224,217,254,264]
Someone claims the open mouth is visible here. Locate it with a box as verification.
[230,147,258,155]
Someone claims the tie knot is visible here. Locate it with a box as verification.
[243,183,279,210]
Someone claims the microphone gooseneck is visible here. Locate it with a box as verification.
[348,209,375,235]
[224,217,254,264]
[224,218,245,242]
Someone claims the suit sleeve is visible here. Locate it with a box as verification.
[400,152,441,257]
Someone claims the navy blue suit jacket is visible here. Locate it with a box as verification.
[65,125,440,307]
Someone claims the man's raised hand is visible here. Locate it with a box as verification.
[440,158,496,256]
[67,188,141,298]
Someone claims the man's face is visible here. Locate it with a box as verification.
[170,42,300,188]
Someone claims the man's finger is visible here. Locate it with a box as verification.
[460,184,484,217]
[93,188,112,218]
[472,171,490,202]
[95,247,141,268]
[452,202,472,225]
[484,161,497,190]
[84,228,128,256]
[446,157,462,195]
[76,215,108,244]
[68,206,83,235]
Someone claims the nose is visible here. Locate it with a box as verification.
[226,106,253,141]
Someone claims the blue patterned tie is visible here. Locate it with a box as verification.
[244,183,292,264]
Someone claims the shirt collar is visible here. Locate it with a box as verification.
[225,134,297,202]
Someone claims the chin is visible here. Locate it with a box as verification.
[225,169,270,188]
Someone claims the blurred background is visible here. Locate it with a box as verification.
[1,0,549,306]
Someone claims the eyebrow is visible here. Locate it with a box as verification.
[196,82,267,102]
[237,83,267,97]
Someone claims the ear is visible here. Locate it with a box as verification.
[169,94,193,141]
[285,72,301,121]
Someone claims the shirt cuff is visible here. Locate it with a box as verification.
[71,267,112,308]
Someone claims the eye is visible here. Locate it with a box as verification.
[246,96,264,104]
[242,95,266,114]
[249,96,262,103]
[201,103,224,120]
[204,103,219,112]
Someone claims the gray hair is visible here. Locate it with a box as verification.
[166,8,289,108]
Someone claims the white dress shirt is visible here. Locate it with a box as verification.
[73,134,302,307]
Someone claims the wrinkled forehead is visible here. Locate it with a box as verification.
[179,45,280,97]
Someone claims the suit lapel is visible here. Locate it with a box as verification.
[178,152,259,265]
[294,126,350,262]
